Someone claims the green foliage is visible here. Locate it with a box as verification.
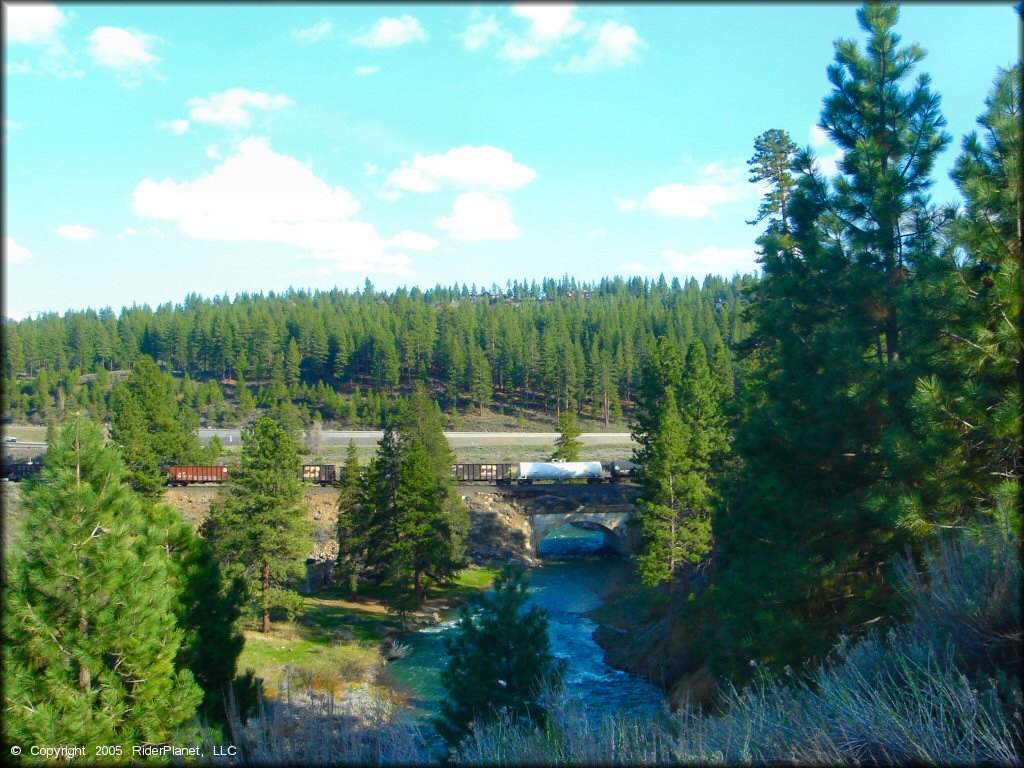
[149,502,250,726]
[3,275,755,427]
[350,384,468,604]
[109,354,202,496]
[747,128,799,230]
[436,566,564,752]
[335,439,364,592]
[713,2,956,682]
[3,417,202,750]
[202,416,312,633]
[908,65,1023,534]
[550,407,582,462]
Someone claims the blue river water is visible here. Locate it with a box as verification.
[382,525,666,743]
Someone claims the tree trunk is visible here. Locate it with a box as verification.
[262,561,271,633]
[415,569,424,605]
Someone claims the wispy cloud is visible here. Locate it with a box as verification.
[6,236,35,263]
[88,26,161,86]
[618,162,757,219]
[57,224,98,240]
[556,20,643,73]
[291,20,333,44]
[462,5,643,73]
[662,246,759,279]
[383,145,537,198]
[353,65,380,77]
[4,3,81,78]
[351,15,427,48]
[172,88,294,132]
[436,192,519,242]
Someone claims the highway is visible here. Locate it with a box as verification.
[198,429,634,447]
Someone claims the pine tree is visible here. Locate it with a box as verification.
[202,417,312,633]
[747,128,799,231]
[149,502,249,726]
[3,416,202,749]
[550,407,583,462]
[110,354,202,496]
[335,439,366,592]
[435,566,563,751]
[357,386,468,604]
[712,2,953,682]
[284,337,302,389]
[910,64,1022,532]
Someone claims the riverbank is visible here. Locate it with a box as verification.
[236,564,502,699]
[587,569,716,709]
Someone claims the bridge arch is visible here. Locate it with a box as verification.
[530,510,633,556]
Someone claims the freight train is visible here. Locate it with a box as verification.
[2,458,638,486]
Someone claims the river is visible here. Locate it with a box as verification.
[382,525,667,750]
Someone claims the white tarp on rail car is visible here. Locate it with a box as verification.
[518,461,603,480]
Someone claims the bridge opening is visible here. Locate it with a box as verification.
[537,522,619,558]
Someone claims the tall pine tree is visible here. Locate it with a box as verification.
[203,416,312,633]
[713,2,953,682]
[3,416,202,749]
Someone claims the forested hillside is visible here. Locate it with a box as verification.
[2,274,755,427]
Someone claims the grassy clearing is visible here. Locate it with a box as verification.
[236,565,501,695]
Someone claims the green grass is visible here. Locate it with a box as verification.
[236,564,501,692]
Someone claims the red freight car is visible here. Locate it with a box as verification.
[167,465,229,486]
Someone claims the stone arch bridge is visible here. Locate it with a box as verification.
[459,482,642,556]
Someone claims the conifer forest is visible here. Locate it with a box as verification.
[2,3,1020,765]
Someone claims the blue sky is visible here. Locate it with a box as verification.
[3,2,1018,319]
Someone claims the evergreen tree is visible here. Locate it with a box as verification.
[202,417,312,633]
[3,417,202,749]
[712,2,953,682]
[435,566,563,751]
[911,65,1022,533]
[110,354,202,496]
[150,502,250,726]
[550,407,583,462]
[356,386,468,603]
[335,439,366,592]
[747,128,799,232]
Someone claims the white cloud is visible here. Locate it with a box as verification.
[462,15,500,51]
[4,3,66,45]
[353,65,380,76]
[436,192,519,242]
[662,246,759,279]
[557,20,643,73]
[292,20,333,44]
[643,183,742,218]
[5,237,34,263]
[351,15,427,48]
[206,143,220,159]
[621,261,657,275]
[4,3,80,77]
[5,118,25,131]
[309,250,414,276]
[88,26,160,85]
[808,124,845,176]
[512,4,583,42]
[116,227,139,240]
[132,137,411,276]
[57,224,97,240]
[384,145,537,197]
[363,162,379,177]
[389,230,439,251]
[166,119,190,134]
[185,88,293,129]
[614,196,637,212]
[810,124,830,148]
